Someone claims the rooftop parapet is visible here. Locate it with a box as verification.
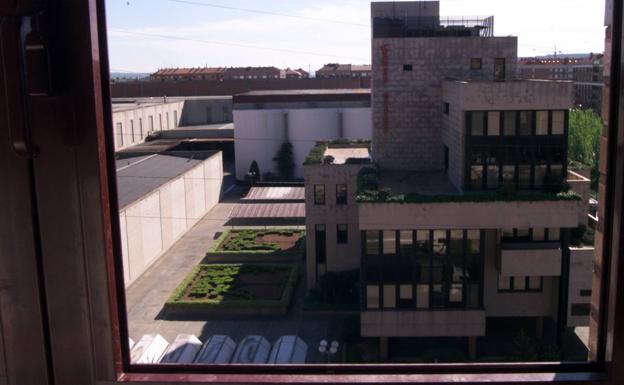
[303,139,372,166]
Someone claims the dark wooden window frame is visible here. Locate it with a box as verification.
[1,0,623,383]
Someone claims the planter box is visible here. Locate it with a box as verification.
[205,230,305,263]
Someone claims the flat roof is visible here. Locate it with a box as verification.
[242,187,305,202]
[116,154,204,208]
[117,139,183,154]
[229,203,305,219]
[233,89,370,104]
[324,147,371,164]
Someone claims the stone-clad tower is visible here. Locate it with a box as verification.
[371,1,517,171]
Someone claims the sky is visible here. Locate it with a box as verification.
[105,0,606,74]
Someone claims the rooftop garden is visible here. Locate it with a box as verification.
[303,139,371,166]
[205,229,305,262]
[164,263,298,316]
[355,166,582,204]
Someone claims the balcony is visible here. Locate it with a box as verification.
[361,310,486,337]
[499,242,562,277]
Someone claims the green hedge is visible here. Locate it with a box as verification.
[207,229,305,258]
[356,190,581,204]
[165,263,298,310]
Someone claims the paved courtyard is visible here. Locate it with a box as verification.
[125,186,353,363]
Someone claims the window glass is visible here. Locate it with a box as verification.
[494,57,506,81]
[315,225,326,264]
[399,230,413,255]
[366,231,379,255]
[399,285,413,300]
[535,164,547,188]
[314,184,325,204]
[471,165,484,190]
[337,224,348,244]
[498,275,511,291]
[433,230,447,255]
[528,276,542,290]
[383,231,396,255]
[465,283,480,308]
[533,227,545,241]
[487,165,499,189]
[501,228,515,240]
[502,165,515,185]
[550,164,563,178]
[415,254,430,283]
[518,111,531,135]
[115,122,123,146]
[487,111,500,135]
[536,110,549,135]
[516,228,531,240]
[471,112,485,136]
[431,284,445,308]
[449,283,463,303]
[467,230,480,254]
[383,285,396,308]
[518,165,531,188]
[513,276,527,291]
[503,111,516,135]
[549,228,561,241]
[416,284,430,309]
[416,230,430,253]
[367,285,380,309]
[336,184,347,205]
[552,110,565,134]
[449,230,464,258]
[470,57,482,70]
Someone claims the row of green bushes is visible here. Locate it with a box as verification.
[356,189,582,204]
[355,166,581,204]
[207,229,305,255]
[165,264,298,309]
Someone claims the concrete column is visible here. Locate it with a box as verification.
[379,337,389,360]
[536,316,544,339]
[468,336,477,360]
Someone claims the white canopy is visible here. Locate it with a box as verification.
[267,335,308,364]
[194,335,237,364]
[231,335,271,364]
[160,334,202,364]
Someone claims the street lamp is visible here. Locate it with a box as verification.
[318,340,339,363]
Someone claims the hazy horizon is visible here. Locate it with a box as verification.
[106,0,606,73]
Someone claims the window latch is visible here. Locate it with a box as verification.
[10,12,49,158]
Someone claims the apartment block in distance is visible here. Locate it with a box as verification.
[518,54,604,114]
[303,1,593,359]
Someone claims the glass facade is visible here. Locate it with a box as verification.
[466,110,568,191]
[363,229,484,310]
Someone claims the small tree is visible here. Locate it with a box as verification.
[568,109,602,190]
[246,160,261,185]
[273,142,295,181]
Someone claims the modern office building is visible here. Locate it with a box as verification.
[518,54,604,114]
[233,89,372,180]
[303,1,593,359]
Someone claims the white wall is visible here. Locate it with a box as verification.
[112,101,184,151]
[234,107,372,180]
[119,152,223,287]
